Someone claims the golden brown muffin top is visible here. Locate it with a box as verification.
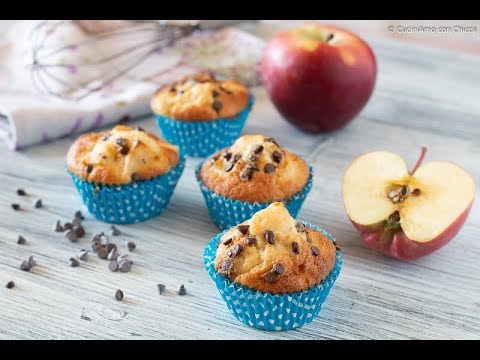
[150,73,250,121]
[214,202,337,294]
[66,125,180,186]
[200,135,310,203]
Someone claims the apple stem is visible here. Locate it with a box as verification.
[411,146,427,175]
[326,33,334,43]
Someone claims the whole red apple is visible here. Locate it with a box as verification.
[261,23,377,132]
[342,148,475,261]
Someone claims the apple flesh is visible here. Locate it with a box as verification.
[342,149,475,260]
[261,23,377,133]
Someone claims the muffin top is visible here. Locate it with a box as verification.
[214,202,337,294]
[67,125,180,185]
[199,135,310,203]
[150,73,250,121]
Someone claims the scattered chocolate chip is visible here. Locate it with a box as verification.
[107,249,118,261]
[135,126,145,132]
[295,222,306,233]
[17,189,26,196]
[65,230,78,243]
[100,234,109,247]
[253,145,264,154]
[28,256,36,268]
[272,150,283,163]
[73,225,85,238]
[222,152,232,161]
[233,244,243,256]
[239,169,253,181]
[226,249,236,259]
[72,217,82,226]
[157,284,166,295]
[69,257,80,267]
[335,246,342,251]
[115,290,124,301]
[106,243,117,253]
[212,89,220,98]
[126,241,136,252]
[11,203,20,211]
[97,247,108,259]
[118,259,132,273]
[265,272,279,283]
[210,154,220,165]
[91,240,102,252]
[412,188,421,196]
[264,163,276,174]
[222,259,233,272]
[232,154,241,163]
[110,226,121,236]
[245,164,259,172]
[272,263,286,275]
[224,162,234,172]
[306,236,312,243]
[265,137,278,146]
[170,86,176,93]
[20,260,30,271]
[222,238,233,246]
[177,284,187,296]
[64,223,73,231]
[85,164,93,174]
[77,249,88,261]
[116,138,130,155]
[6,281,15,289]
[108,260,118,272]
[292,242,300,254]
[311,246,320,257]
[74,211,84,220]
[244,237,257,246]
[212,100,223,114]
[17,235,26,245]
[237,225,250,235]
[34,199,43,208]
[102,134,111,141]
[117,254,130,263]
[54,220,64,232]
[264,230,276,245]
[248,154,258,162]
[131,172,141,182]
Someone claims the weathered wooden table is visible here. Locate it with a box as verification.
[1,27,479,339]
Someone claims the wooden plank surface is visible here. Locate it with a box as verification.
[0,28,479,339]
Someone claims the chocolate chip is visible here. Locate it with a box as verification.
[126,241,136,252]
[264,163,276,174]
[135,126,145,132]
[239,169,253,181]
[265,137,278,146]
[20,260,30,271]
[77,249,88,261]
[11,204,20,211]
[54,220,64,232]
[110,226,121,236]
[97,248,108,259]
[6,281,15,289]
[177,284,187,296]
[108,260,118,272]
[72,217,82,226]
[64,223,73,230]
[131,172,141,182]
[222,259,233,272]
[115,290,124,301]
[99,234,109,247]
[233,244,243,256]
[232,154,241,163]
[311,246,320,256]
[17,189,26,196]
[91,240,102,252]
[306,236,312,243]
[116,138,130,155]
[226,249,236,259]
[212,100,223,114]
[69,257,80,267]
[34,199,43,208]
[28,256,36,268]
[265,272,279,283]
[237,225,250,235]
[224,162,234,172]
[248,154,258,162]
[272,263,285,275]
[66,230,78,243]
[210,154,220,165]
[102,134,111,141]
[295,222,306,233]
[244,237,257,246]
[335,245,342,251]
[264,230,276,245]
[272,150,283,163]
[292,242,300,254]
[118,259,132,273]
[253,145,264,154]
[222,238,233,246]
[107,249,118,261]
[117,254,130,263]
[170,86,176,93]
[157,284,166,295]
[106,243,117,253]
[212,89,220,98]
[73,225,85,238]
[74,211,85,220]
[222,152,232,161]
[85,164,93,174]
[17,235,26,245]
[245,163,258,172]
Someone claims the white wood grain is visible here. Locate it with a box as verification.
[0,25,479,339]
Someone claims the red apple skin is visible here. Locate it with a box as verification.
[350,201,474,261]
[261,24,377,133]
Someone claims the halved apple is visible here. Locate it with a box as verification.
[342,148,475,260]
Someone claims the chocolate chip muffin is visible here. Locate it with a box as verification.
[67,125,180,185]
[151,72,250,121]
[200,134,310,203]
[214,202,336,294]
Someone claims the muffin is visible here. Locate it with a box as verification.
[204,202,342,331]
[196,134,313,229]
[66,125,185,224]
[151,72,254,157]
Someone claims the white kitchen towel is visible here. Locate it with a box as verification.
[0,20,265,150]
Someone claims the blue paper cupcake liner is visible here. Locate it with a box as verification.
[195,161,313,230]
[154,95,254,157]
[68,156,185,224]
[204,222,342,331]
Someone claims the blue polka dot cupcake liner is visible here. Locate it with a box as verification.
[195,161,313,230]
[154,95,254,157]
[204,222,342,331]
[68,156,185,224]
